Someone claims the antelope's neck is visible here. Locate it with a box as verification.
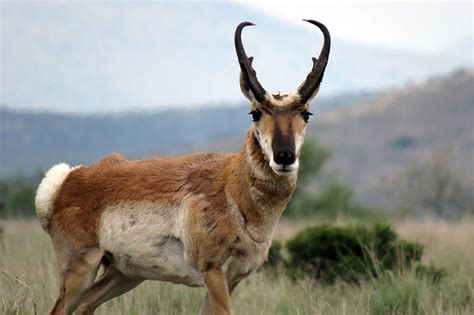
[226,129,297,243]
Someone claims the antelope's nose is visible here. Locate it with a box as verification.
[274,150,296,166]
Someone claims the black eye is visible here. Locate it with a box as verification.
[302,111,313,123]
[249,110,262,122]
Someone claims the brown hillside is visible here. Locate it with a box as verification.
[311,70,474,202]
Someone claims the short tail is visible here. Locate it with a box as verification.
[35,163,79,230]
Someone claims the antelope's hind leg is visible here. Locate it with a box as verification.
[75,264,142,315]
[49,247,103,315]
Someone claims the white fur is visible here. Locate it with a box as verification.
[246,153,268,180]
[35,163,79,229]
[255,127,300,177]
[270,159,299,176]
[268,92,300,107]
[99,195,276,288]
[294,126,307,157]
[99,201,204,286]
[254,129,274,165]
[246,132,270,180]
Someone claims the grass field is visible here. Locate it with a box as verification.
[1,218,473,314]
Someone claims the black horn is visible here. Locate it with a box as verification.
[297,20,331,104]
[235,22,267,103]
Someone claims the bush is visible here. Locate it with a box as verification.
[296,137,331,188]
[0,176,38,217]
[415,263,446,285]
[287,181,351,217]
[290,180,384,220]
[266,240,283,268]
[284,138,384,221]
[284,138,331,217]
[283,224,424,283]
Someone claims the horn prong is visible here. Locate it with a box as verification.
[297,20,331,104]
[235,22,267,103]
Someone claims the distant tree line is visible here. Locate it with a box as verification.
[285,138,385,221]
[0,174,40,217]
[285,138,473,220]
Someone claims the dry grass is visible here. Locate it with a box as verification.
[1,218,473,314]
[396,219,474,262]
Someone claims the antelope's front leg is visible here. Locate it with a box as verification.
[201,268,233,315]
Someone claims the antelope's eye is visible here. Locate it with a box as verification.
[301,111,313,123]
[249,110,262,122]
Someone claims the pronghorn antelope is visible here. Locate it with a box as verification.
[35,20,330,315]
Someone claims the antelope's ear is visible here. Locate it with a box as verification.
[239,57,256,102]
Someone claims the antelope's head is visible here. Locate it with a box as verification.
[235,20,331,176]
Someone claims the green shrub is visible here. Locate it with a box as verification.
[284,224,424,283]
[0,225,3,250]
[266,240,283,268]
[284,138,331,217]
[287,179,385,221]
[415,263,446,284]
[0,176,38,218]
[296,137,331,188]
[283,138,385,222]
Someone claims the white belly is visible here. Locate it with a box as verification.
[99,201,204,287]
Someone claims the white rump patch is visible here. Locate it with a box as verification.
[35,163,80,228]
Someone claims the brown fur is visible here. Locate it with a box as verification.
[43,126,299,314]
[203,268,233,315]
[39,18,331,313]
[52,128,292,234]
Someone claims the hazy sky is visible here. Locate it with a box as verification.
[243,1,473,53]
[1,1,472,112]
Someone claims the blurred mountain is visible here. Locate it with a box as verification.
[2,2,472,112]
[1,70,473,210]
[311,69,474,203]
[191,70,474,204]
[199,70,474,205]
[0,91,371,177]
